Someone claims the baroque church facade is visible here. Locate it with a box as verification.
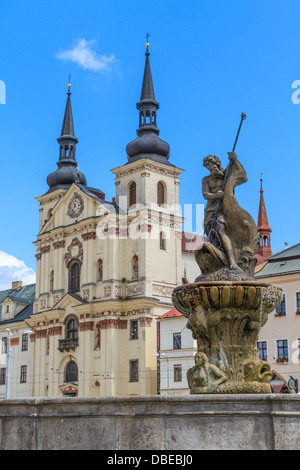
[0,45,199,398]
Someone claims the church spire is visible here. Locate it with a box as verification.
[46,84,87,193]
[256,177,272,259]
[140,43,156,102]
[126,42,171,164]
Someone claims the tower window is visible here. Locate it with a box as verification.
[129,181,136,207]
[157,181,165,206]
[160,231,166,250]
[69,261,80,293]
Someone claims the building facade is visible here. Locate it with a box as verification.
[0,45,200,398]
[256,243,300,392]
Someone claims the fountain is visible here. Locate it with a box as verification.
[172,116,283,394]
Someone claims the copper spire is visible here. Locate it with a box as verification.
[256,177,272,260]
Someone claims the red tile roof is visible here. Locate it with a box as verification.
[160,307,182,318]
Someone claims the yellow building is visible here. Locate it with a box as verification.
[0,45,199,398]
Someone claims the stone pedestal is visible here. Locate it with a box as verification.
[0,395,299,450]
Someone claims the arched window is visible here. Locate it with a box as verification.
[66,317,78,339]
[129,182,136,207]
[69,261,80,293]
[65,361,78,383]
[97,259,103,282]
[157,181,165,206]
[132,255,139,280]
[160,231,166,250]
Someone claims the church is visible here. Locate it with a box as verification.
[0,44,200,398]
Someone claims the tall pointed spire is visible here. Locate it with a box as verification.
[60,85,75,137]
[46,84,87,193]
[256,177,272,260]
[126,42,171,165]
[140,44,155,102]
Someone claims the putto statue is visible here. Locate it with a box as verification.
[172,114,283,394]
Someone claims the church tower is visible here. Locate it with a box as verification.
[256,177,272,260]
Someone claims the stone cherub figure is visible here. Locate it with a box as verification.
[195,151,259,281]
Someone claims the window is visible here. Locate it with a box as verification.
[257,341,268,361]
[66,317,78,339]
[20,365,27,383]
[159,231,166,250]
[2,338,7,354]
[130,320,138,340]
[0,368,6,385]
[276,294,286,315]
[22,334,28,352]
[6,305,9,313]
[69,261,80,293]
[277,339,288,362]
[132,255,139,280]
[157,181,165,206]
[296,292,300,311]
[129,360,139,382]
[97,259,103,282]
[174,364,182,382]
[173,333,181,350]
[65,361,78,383]
[129,182,136,207]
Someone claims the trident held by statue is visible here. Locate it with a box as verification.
[206,112,247,243]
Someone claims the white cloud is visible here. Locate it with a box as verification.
[56,38,119,73]
[0,251,36,290]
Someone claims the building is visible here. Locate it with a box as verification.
[256,243,300,391]
[0,44,200,398]
[157,307,197,395]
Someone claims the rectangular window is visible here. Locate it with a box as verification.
[257,341,268,361]
[296,292,300,311]
[20,365,27,383]
[277,339,288,363]
[0,368,6,385]
[174,364,182,382]
[173,333,181,350]
[129,320,138,340]
[276,294,286,315]
[129,360,139,382]
[1,338,7,354]
[22,334,28,351]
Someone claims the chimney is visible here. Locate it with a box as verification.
[11,281,22,290]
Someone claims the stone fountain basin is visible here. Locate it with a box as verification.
[172,280,283,317]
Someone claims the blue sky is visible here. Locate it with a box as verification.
[0,0,300,288]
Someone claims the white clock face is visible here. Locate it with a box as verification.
[71,198,81,212]
[68,194,83,218]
